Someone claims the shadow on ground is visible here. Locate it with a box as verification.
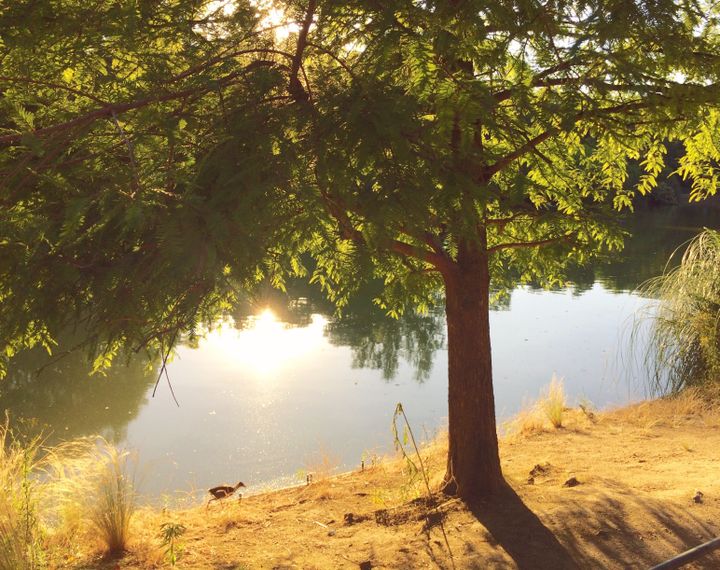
[467,483,579,569]
[454,478,719,569]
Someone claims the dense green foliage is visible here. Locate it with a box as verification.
[1,1,720,378]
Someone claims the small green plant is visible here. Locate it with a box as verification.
[369,489,388,508]
[159,522,187,567]
[392,404,455,569]
[540,375,566,428]
[392,403,433,501]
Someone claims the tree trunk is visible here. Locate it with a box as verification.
[441,238,504,501]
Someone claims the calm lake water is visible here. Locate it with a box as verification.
[1,207,718,500]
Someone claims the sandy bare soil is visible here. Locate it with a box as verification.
[81,394,720,569]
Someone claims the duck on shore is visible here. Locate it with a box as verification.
[207,481,245,509]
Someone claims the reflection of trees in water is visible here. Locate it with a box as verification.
[516,207,720,298]
[325,306,445,383]
[319,208,718,381]
[223,207,718,382]
[596,207,720,293]
[226,279,447,383]
[0,345,156,444]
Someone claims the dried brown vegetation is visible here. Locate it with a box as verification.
[65,392,720,569]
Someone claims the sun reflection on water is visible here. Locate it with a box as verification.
[200,309,327,376]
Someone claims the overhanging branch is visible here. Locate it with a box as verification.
[288,0,317,103]
[315,181,452,273]
[0,63,284,147]
[487,232,576,253]
[483,100,646,179]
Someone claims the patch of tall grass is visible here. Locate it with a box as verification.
[0,503,30,570]
[541,375,567,428]
[503,376,567,435]
[637,229,720,393]
[0,418,138,564]
[304,445,340,481]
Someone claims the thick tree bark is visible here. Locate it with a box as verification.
[441,237,504,500]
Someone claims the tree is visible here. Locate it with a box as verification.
[2,0,720,501]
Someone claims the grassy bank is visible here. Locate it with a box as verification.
[0,423,137,569]
[2,386,720,569]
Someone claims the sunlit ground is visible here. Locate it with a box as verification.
[199,309,328,376]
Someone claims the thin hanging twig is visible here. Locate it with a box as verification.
[152,328,180,406]
[163,363,180,407]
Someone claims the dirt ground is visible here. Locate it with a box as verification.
[85,394,720,569]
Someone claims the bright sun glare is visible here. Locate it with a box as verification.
[200,309,326,377]
[258,3,300,41]
[203,1,300,41]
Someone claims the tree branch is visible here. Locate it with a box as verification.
[288,0,317,103]
[0,75,108,104]
[315,180,452,273]
[483,100,646,178]
[487,232,576,253]
[168,48,294,82]
[307,41,357,80]
[0,65,285,146]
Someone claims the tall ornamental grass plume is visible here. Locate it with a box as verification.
[638,229,720,394]
[87,442,138,556]
[39,438,109,553]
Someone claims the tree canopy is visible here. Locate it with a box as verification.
[3,0,720,498]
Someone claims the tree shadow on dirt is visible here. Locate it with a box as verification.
[547,478,719,569]
[463,479,719,569]
[467,483,579,569]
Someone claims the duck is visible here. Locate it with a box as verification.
[207,481,245,508]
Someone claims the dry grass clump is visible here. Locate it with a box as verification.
[504,376,568,435]
[503,403,547,436]
[541,376,567,428]
[607,386,720,428]
[0,502,30,570]
[304,445,341,481]
[87,444,138,555]
[41,438,138,557]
